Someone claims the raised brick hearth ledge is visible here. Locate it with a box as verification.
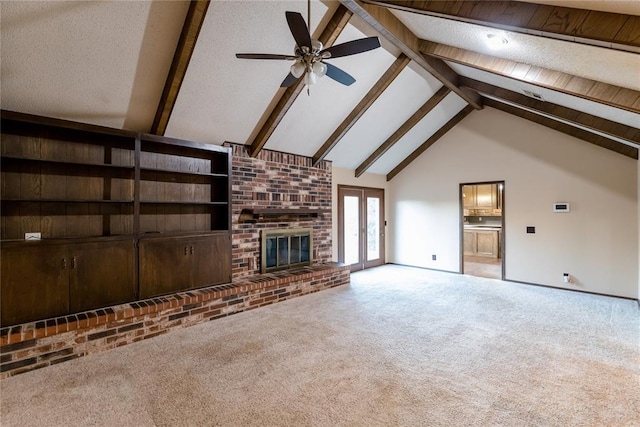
[0,263,350,378]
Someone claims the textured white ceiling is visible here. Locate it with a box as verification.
[326,63,443,169]
[391,10,640,91]
[367,92,468,174]
[165,0,331,145]
[448,62,640,129]
[0,0,188,131]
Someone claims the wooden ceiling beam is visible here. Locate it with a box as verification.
[420,40,640,114]
[484,98,638,159]
[311,53,411,167]
[339,0,482,110]
[386,105,474,181]
[362,0,640,53]
[355,85,450,177]
[248,5,352,158]
[151,1,210,136]
[460,77,640,147]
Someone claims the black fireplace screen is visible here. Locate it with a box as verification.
[262,228,312,273]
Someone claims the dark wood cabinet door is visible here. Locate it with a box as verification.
[69,240,136,313]
[1,245,69,326]
[139,237,192,299]
[189,234,231,289]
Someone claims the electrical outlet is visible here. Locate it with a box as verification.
[25,232,41,240]
[432,254,437,261]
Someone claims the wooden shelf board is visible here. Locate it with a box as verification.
[140,201,228,206]
[1,156,134,170]
[239,208,330,223]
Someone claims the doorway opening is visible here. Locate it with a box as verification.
[460,181,505,280]
[338,185,385,272]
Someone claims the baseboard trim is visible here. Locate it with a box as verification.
[504,279,636,302]
[385,262,462,275]
[383,263,637,302]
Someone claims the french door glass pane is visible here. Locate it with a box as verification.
[344,195,360,265]
[367,196,380,261]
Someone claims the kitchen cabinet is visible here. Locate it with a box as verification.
[462,184,499,209]
[475,184,497,208]
[463,229,500,258]
[462,186,476,208]
[1,239,135,325]
[139,233,231,299]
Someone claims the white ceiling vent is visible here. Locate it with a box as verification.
[523,90,545,101]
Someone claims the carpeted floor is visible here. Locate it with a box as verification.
[1,265,639,427]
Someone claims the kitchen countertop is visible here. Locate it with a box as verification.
[464,225,502,231]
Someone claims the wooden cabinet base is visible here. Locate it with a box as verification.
[463,229,500,258]
[139,233,232,299]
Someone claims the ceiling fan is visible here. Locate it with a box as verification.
[235,6,381,88]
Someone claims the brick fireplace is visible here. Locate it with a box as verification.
[226,143,332,278]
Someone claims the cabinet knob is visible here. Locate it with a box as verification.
[184,246,189,255]
[71,257,77,269]
[190,246,194,255]
[62,258,67,270]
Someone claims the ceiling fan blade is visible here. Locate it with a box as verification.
[320,37,381,58]
[236,53,297,60]
[325,62,356,86]
[281,73,299,87]
[286,11,312,50]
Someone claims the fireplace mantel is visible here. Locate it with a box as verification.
[239,208,330,223]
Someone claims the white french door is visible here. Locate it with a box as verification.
[338,186,385,272]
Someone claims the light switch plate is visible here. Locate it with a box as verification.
[25,232,41,240]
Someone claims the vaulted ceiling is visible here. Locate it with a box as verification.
[1,0,639,181]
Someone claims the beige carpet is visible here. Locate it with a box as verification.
[1,265,639,426]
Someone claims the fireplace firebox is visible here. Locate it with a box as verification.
[261,228,313,273]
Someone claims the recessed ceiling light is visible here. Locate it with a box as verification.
[486,34,508,49]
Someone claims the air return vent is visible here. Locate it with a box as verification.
[523,90,545,101]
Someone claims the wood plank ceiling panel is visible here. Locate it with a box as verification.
[355,85,450,177]
[151,0,210,136]
[460,77,640,150]
[339,0,482,110]
[419,40,640,114]
[311,53,411,166]
[361,0,640,52]
[247,5,352,157]
[484,98,638,159]
[386,105,474,181]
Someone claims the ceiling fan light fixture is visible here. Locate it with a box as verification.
[312,61,327,78]
[290,61,306,78]
[304,70,317,85]
[311,39,323,52]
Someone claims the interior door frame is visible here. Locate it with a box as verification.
[338,185,385,272]
[459,180,505,280]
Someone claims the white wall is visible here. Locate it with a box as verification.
[332,167,390,262]
[388,106,638,299]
